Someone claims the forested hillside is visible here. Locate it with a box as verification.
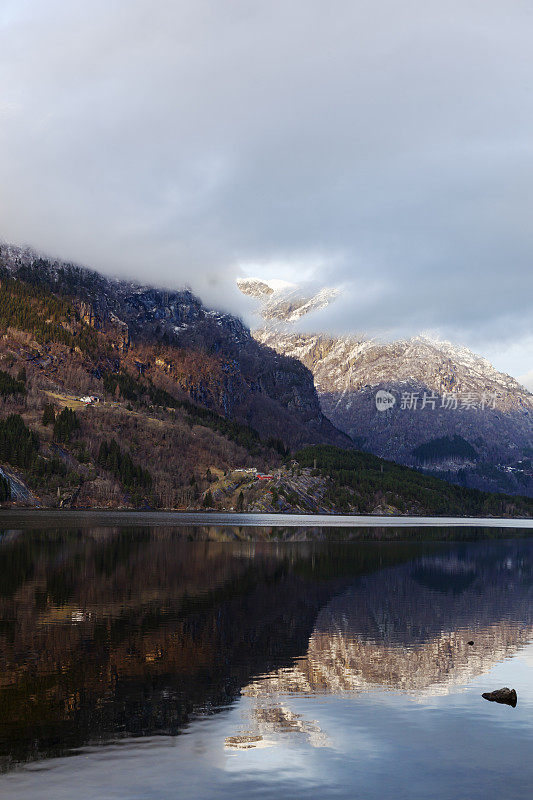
[0,242,530,517]
[295,446,533,517]
[0,244,350,448]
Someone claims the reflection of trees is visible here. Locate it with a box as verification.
[1,534,531,768]
[0,530,368,769]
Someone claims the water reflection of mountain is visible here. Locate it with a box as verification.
[0,531,531,769]
[243,542,533,705]
[0,531,393,769]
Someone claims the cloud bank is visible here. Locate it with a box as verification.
[0,0,531,377]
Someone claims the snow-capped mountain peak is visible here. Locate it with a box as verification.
[236,276,339,323]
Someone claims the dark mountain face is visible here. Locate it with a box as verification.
[0,244,351,449]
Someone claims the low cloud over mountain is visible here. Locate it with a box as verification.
[1,1,532,378]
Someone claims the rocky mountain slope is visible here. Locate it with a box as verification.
[254,329,533,496]
[0,240,530,513]
[0,243,349,451]
[237,270,533,497]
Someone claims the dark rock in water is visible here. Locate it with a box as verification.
[468,641,474,645]
[482,688,517,707]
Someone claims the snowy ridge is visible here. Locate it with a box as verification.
[237,276,339,322]
[253,326,533,495]
[254,329,532,401]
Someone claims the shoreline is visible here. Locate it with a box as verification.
[0,508,532,528]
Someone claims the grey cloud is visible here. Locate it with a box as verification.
[0,0,531,375]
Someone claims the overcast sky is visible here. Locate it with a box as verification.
[0,1,532,384]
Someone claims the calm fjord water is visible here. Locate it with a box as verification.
[0,520,532,799]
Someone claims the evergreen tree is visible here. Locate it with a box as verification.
[0,415,39,468]
[42,404,56,426]
[97,438,152,493]
[0,473,11,502]
[0,369,26,397]
[53,408,80,443]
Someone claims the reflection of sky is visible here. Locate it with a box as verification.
[2,643,532,800]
